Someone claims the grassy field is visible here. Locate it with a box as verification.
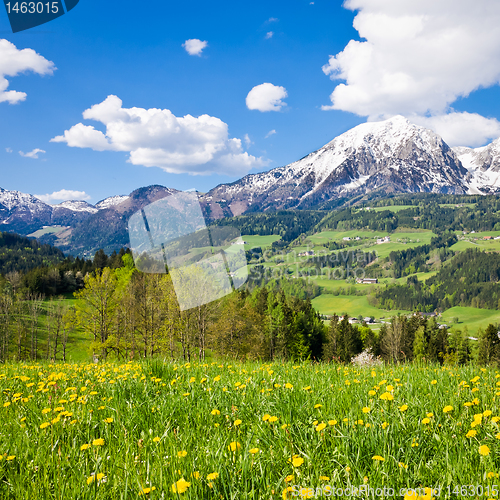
[311,294,411,319]
[0,360,498,498]
[241,235,281,250]
[28,226,69,238]
[440,307,500,335]
[369,205,415,213]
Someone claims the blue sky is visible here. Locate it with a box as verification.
[2,0,500,204]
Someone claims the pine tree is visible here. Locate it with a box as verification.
[413,326,427,362]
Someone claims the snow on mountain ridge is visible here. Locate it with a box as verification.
[95,195,130,210]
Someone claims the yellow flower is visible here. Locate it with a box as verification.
[398,462,408,469]
[288,455,304,467]
[479,445,490,456]
[328,420,337,426]
[103,418,113,423]
[283,486,294,499]
[303,386,311,391]
[213,375,221,382]
[39,422,50,429]
[6,456,15,461]
[443,405,453,413]
[153,437,160,443]
[315,422,327,432]
[171,478,190,494]
[249,448,259,454]
[372,455,385,461]
[86,473,105,485]
[466,430,477,438]
[362,407,371,413]
[484,410,492,417]
[268,416,278,423]
[426,412,434,418]
[422,418,430,425]
[368,390,376,396]
[92,438,104,446]
[386,385,394,392]
[319,475,330,480]
[285,383,293,389]
[41,408,51,414]
[191,472,200,479]
[3,402,10,408]
[211,409,220,415]
[207,472,219,481]
[314,404,322,409]
[228,441,241,452]
[177,450,187,458]
[139,487,156,495]
[262,414,270,421]
[80,444,90,451]
[234,419,242,426]
[379,392,394,401]
[431,380,437,385]
[404,487,434,500]
[399,404,408,412]
[284,474,294,482]
[381,422,389,429]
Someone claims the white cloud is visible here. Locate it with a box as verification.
[265,31,274,39]
[51,95,266,176]
[243,134,252,148]
[19,148,45,159]
[5,148,12,153]
[246,83,288,112]
[321,0,500,145]
[265,129,276,138]
[36,189,91,203]
[0,39,55,105]
[266,17,278,23]
[410,112,500,148]
[182,39,208,56]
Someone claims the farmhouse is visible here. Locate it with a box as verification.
[356,278,378,284]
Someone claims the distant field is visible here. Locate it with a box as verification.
[394,271,437,284]
[311,294,411,319]
[440,307,500,336]
[308,229,389,243]
[28,225,68,237]
[439,203,476,209]
[369,205,415,212]
[241,235,281,249]
[451,232,500,252]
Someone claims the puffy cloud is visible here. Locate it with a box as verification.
[182,39,208,56]
[265,31,274,39]
[51,95,266,176]
[243,134,252,148]
[265,129,276,138]
[322,0,500,145]
[246,83,288,112]
[410,112,500,148]
[36,189,91,203]
[0,39,55,104]
[5,148,12,153]
[19,148,45,159]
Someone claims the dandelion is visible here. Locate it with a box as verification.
[422,418,430,425]
[314,404,322,409]
[372,455,385,461]
[362,407,371,413]
[139,487,156,495]
[153,437,160,443]
[92,438,104,447]
[315,422,326,432]
[404,487,433,500]
[284,475,294,482]
[171,478,190,494]
[479,445,490,456]
[211,409,220,415]
[3,402,10,407]
[283,486,294,499]
[234,419,242,426]
[379,392,394,401]
[262,414,270,421]
[381,422,389,429]
[228,441,241,452]
[6,456,15,461]
[207,472,219,481]
[86,473,105,485]
[319,476,330,481]
[177,450,187,458]
[249,448,259,454]
[80,444,90,451]
[103,418,113,423]
[466,430,477,438]
[269,416,278,423]
[285,383,293,389]
[431,380,437,385]
[368,390,376,396]
[398,462,408,469]
[39,422,50,429]
[443,405,453,413]
[399,404,408,412]
[328,420,337,426]
[288,455,304,467]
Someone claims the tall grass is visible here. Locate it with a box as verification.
[0,360,498,498]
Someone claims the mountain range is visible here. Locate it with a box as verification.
[2,115,500,255]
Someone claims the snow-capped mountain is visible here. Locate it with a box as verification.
[53,200,99,214]
[95,195,130,210]
[0,187,52,230]
[453,138,500,194]
[203,116,469,216]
